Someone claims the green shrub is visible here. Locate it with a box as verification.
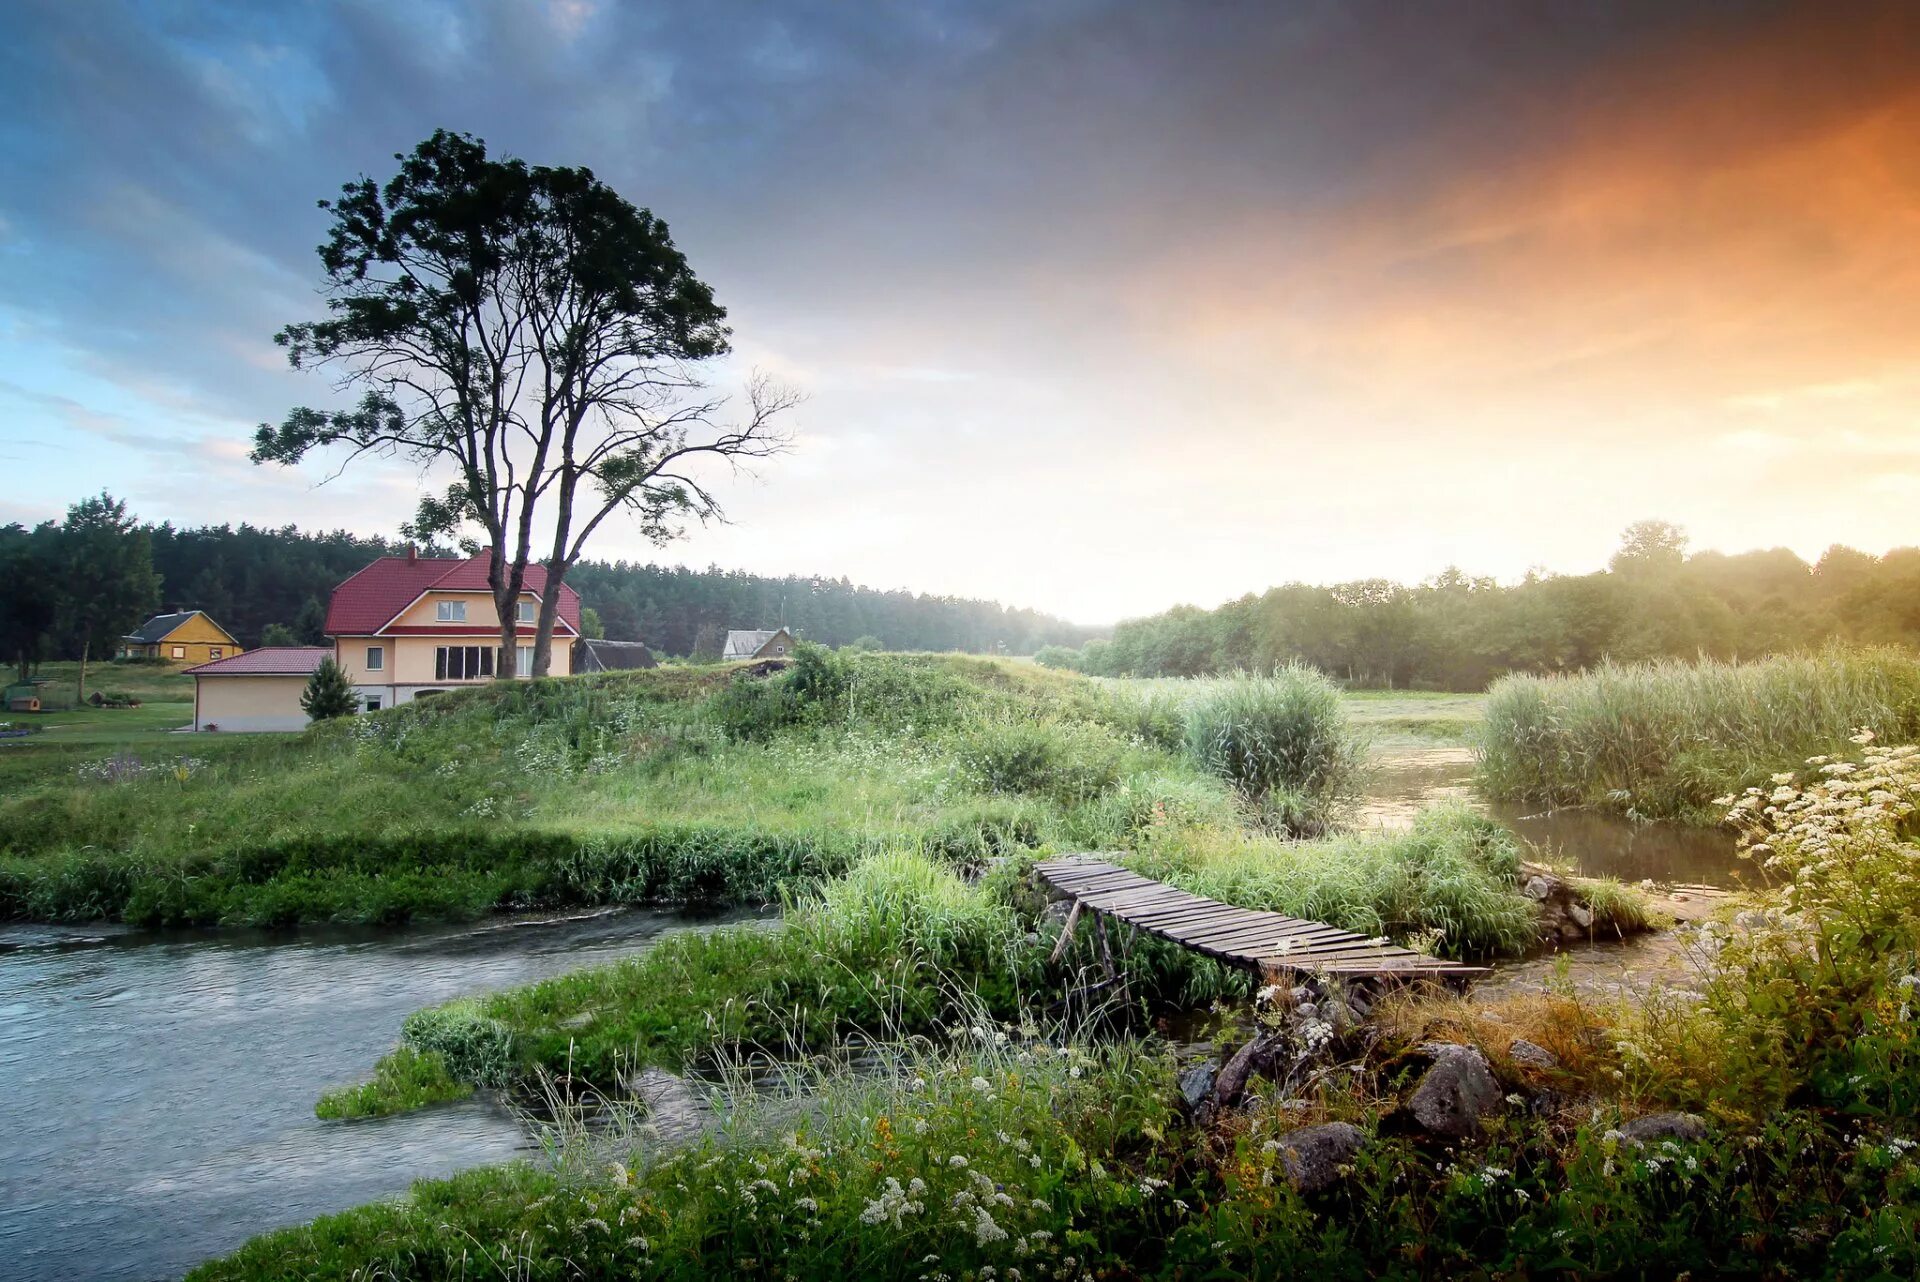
[1182,665,1366,832]
[952,718,1129,805]
[400,1002,518,1087]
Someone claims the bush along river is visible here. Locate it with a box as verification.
[0,906,761,1282]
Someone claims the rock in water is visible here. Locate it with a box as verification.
[1408,1044,1502,1139]
[1276,1122,1366,1193]
[1618,1112,1707,1146]
[1507,1038,1560,1070]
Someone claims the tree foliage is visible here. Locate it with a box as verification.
[253,129,793,682]
[2,505,1093,663]
[300,656,358,721]
[1039,522,1920,689]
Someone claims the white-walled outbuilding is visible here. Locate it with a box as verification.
[184,647,330,732]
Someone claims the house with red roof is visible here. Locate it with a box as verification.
[326,547,581,712]
[184,549,583,730]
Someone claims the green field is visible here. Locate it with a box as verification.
[4,661,196,746]
[1101,676,1485,745]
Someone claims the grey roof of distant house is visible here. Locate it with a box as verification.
[574,638,658,671]
[722,628,790,659]
[122,611,220,643]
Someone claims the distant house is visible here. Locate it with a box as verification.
[185,647,329,732]
[574,638,658,672]
[119,611,242,664]
[722,627,797,661]
[326,549,583,711]
[182,549,585,731]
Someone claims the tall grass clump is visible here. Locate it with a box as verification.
[1181,663,1366,833]
[1478,646,1920,822]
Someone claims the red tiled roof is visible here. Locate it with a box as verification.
[324,554,583,637]
[185,647,331,677]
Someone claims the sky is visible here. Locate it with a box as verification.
[3,1,1918,624]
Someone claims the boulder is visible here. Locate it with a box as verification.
[1407,1044,1501,1139]
[1215,1030,1284,1109]
[1275,1122,1366,1193]
[1618,1112,1707,1146]
[1179,1062,1218,1115]
[1506,1038,1560,1070]
[1523,874,1558,901]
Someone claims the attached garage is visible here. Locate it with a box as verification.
[186,647,330,732]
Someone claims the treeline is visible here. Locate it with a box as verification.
[1037,521,1920,690]
[570,562,1096,658]
[2,499,1094,674]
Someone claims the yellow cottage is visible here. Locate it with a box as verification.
[118,611,243,664]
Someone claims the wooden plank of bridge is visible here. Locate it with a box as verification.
[1035,855,1486,981]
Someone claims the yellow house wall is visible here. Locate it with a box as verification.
[194,675,307,732]
[334,634,573,685]
[130,614,242,664]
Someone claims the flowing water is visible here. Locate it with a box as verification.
[0,906,762,1282]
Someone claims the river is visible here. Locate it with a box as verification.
[0,907,760,1282]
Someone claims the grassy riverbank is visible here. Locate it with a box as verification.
[208,740,1920,1279]
[1,651,1453,927]
[0,655,1152,924]
[321,804,1574,1120]
[1477,647,1920,822]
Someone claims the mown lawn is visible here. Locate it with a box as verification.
[3,660,203,752]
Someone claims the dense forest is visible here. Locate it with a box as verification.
[1038,521,1920,689]
[0,502,1095,670]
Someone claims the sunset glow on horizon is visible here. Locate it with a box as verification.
[4,1,1919,622]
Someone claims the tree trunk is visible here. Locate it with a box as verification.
[487,547,527,683]
[532,560,566,676]
[77,638,89,705]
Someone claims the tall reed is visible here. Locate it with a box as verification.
[1477,647,1920,821]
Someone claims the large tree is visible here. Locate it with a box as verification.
[0,522,62,682]
[56,493,161,699]
[253,130,793,678]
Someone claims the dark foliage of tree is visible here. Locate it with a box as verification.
[567,561,1095,656]
[1,494,161,688]
[1040,525,1920,690]
[2,510,1092,662]
[145,524,422,647]
[254,129,793,681]
[300,656,358,721]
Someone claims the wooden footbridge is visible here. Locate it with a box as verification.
[1036,856,1485,982]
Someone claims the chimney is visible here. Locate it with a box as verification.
[406,545,418,563]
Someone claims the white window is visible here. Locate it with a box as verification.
[171,645,186,659]
[516,600,535,624]
[365,697,382,712]
[435,645,494,681]
[365,645,384,672]
[208,647,222,660]
[436,600,467,622]
[517,645,534,677]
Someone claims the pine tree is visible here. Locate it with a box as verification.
[300,656,357,721]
